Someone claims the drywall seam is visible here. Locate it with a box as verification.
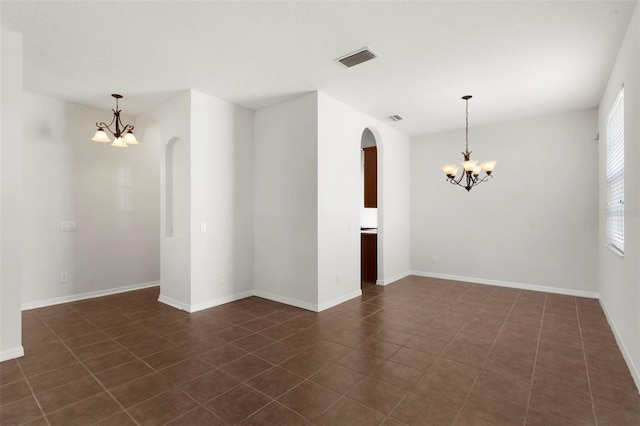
[599,299,640,392]
[411,271,600,299]
[22,281,160,311]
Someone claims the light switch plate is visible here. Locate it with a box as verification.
[60,221,77,232]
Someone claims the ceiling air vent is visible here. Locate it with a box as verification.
[388,115,404,122]
[336,47,377,68]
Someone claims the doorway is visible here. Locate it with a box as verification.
[360,128,378,288]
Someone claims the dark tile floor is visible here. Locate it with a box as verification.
[1,276,639,425]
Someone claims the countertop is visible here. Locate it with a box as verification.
[361,228,377,234]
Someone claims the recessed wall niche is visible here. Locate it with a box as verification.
[165,137,188,238]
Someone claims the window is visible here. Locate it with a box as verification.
[606,87,624,253]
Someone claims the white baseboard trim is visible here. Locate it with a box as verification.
[376,270,412,286]
[0,346,24,362]
[22,281,161,311]
[317,290,362,312]
[599,299,640,392]
[253,290,318,312]
[189,291,254,313]
[157,294,191,312]
[410,271,600,299]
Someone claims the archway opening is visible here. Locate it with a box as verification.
[360,128,379,288]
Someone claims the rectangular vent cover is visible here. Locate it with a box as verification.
[389,115,404,122]
[337,48,377,68]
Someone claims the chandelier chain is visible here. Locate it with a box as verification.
[465,97,469,153]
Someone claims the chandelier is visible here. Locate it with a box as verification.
[91,94,139,148]
[441,95,496,191]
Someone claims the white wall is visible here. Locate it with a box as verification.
[411,109,599,296]
[253,93,319,309]
[317,93,361,309]
[189,90,254,311]
[253,91,411,311]
[21,94,160,308]
[137,90,255,313]
[598,0,640,389]
[1,29,24,361]
[136,92,191,310]
[375,124,412,284]
[317,92,411,308]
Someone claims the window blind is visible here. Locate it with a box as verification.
[606,88,624,253]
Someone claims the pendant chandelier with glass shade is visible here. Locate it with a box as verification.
[441,95,496,191]
[91,94,139,148]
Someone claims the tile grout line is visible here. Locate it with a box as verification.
[380,281,469,416]
[176,311,330,424]
[450,286,522,424]
[576,301,599,425]
[12,355,51,426]
[522,292,548,425]
[101,299,300,424]
[29,309,139,425]
[36,297,236,424]
[18,294,289,425]
[12,281,636,425]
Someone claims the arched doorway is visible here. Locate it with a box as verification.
[360,128,382,287]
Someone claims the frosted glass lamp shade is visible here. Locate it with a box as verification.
[123,131,138,145]
[481,161,497,173]
[111,137,128,148]
[441,164,457,176]
[92,128,111,143]
[472,165,482,176]
[462,160,478,171]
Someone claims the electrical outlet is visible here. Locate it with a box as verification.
[336,274,341,285]
[431,256,438,264]
[200,223,207,233]
[59,272,69,283]
[218,273,225,284]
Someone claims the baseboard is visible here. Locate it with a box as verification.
[253,290,318,312]
[411,271,600,299]
[599,299,640,392]
[189,291,254,313]
[22,281,161,311]
[376,270,412,286]
[317,290,362,312]
[158,293,191,311]
[0,346,24,362]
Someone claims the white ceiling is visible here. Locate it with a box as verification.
[1,0,636,136]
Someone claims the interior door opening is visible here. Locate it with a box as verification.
[360,128,378,288]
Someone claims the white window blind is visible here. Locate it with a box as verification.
[606,87,624,253]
